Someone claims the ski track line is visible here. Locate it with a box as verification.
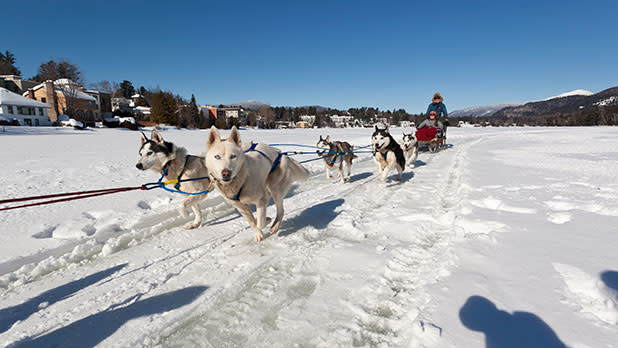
[157,136,481,348]
[0,134,482,348]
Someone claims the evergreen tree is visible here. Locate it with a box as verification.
[150,91,177,125]
[119,80,135,99]
[189,94,200,128]
[0,50,21,75]
[214,114,227,129]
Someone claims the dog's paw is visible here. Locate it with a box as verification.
[255,232,264,242]
[185,221,200,230]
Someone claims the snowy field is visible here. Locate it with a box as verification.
[0,125,617,348]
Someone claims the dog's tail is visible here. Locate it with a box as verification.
[283,156,310,182]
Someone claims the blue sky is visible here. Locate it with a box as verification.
[4,0,618,113]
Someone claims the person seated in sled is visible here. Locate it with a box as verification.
[416,111,444,141]
[426,92,449,132]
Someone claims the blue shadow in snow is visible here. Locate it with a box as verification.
[459,296,567,348]
[13,286,208,348]
[601,270,618,293]
[349,172,372,182]
[413,159,427,167]
[278,198,345,236]
[0,263,127,334]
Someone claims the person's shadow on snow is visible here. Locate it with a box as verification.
[459,295,567,348]
[0,264,127,334]
[601,270,618,294]
[13,286,207,348]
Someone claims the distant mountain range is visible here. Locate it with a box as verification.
[449,89,599,118]
[449,103,525,118]
[231,87,618,119]
[230,100,329,112]
[493,87,618,118]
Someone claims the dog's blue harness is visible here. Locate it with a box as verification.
[230,143,283,201]
[159,156,211,196]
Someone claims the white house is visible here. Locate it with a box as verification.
[0,87,52,126]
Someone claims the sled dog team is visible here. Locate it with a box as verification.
[136,125,420,241]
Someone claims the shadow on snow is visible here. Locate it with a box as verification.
[278,198,345,237]
[601,270,618,294]
[0,264,127,334]
[459,295,567,348]
[12,286,208,348]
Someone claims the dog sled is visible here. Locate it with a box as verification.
[415,127,446,152]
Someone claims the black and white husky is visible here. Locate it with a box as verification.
[400,132,418,167]
[371,126,405,182]
[316,135,357,184]
[136,130,211,229]
[206,126,310,242]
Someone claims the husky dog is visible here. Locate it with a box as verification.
[136,130,211,229]
[316,135,357,184]
[400,132,418,167]
[371,126,405,182]
[206,126,310,242]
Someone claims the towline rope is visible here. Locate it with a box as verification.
[1,143,373,211]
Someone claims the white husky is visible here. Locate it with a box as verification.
[136,130,211,229]
[401,132,419,167]
[205,126,310,242]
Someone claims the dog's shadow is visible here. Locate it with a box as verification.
[412,160,427,167]
[278,198,345,237]
[385,171,415,187]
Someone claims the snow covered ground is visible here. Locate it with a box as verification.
[0,126,617,348]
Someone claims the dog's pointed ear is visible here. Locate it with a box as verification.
[375,125,379,131]
[325,135,331,142]
[228,126,241,146]
[151,129,164,144]
[206,126,221,150]
[319,135,323,140]
[140,131,148,145]
[384,127,389,134]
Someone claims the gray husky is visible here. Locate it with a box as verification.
[136,130,211,229]
[316,135,357,184]
[205,126,310,242]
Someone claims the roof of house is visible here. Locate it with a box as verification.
[26,80,97,102]
[0,87,51,108]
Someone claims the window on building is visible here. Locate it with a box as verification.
[41,97,46,103]
[38,108,44,116]
[34,119,40,126]
[24,118,32,126]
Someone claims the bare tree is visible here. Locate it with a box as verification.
[89,80,113,93]
[32,58,83,83]
[257,104,275,128]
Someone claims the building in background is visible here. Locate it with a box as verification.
[0,75,38,95]
[84,89,113,120]
[24,79,98,125]
[0,87,52,126]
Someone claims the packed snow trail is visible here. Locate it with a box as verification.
[3,127,617,348]
[0,130,476,348]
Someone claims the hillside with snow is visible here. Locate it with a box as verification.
[450,89,595,118]
[544,89,593,100]
[1,126,617,348]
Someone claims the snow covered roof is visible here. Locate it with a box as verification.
[0,87,51,108]
[131,93,143,98]
[26,82,97,102]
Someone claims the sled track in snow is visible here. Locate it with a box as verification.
[0,135,482,348]
[157,136,481,348]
